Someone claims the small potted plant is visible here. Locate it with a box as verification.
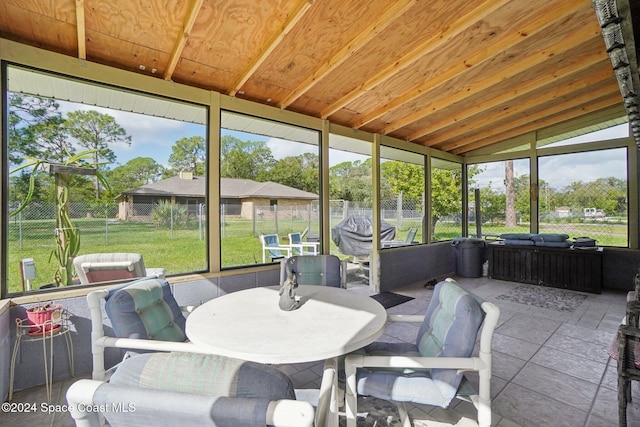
[26,302,62,331]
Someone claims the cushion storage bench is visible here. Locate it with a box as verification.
[487,242,603,293]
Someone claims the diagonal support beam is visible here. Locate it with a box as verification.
[164,0,205,81]
[278,0,416,109]
[75,0,86,59]
[229,0,314,97]
[320,0,506,119]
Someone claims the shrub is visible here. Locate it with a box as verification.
[151,200,192,229]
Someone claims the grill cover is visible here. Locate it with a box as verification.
[331,215,396,256]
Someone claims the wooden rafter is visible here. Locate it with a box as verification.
[319,0,505,119]
[355,0,587,131]
[278,0,416,109]
[444,88,620,153]
[430,73,618,149]
[229,0,314,97]
[453,95,621,154]
[381,22,600,140]
[410,49,608,142]
[75,0,86,60]
[163,0,205,81]
[420,67,615,147]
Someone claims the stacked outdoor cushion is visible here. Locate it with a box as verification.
[499,233,572,248]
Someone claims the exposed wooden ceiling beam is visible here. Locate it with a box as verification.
[427,71,616,148]
[229,0,314,97]
[411,50,608,142]
[443,87,620,153]
[319,0,505,119]
[278,0,416,109]
[75,0,86,60]
[454,95,622,154]
[355,0,588,131]
[163,0,205,81]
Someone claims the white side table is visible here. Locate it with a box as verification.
[9,309,74,403]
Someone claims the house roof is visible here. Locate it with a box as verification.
[1,0,638,154]
[120,176,318,200]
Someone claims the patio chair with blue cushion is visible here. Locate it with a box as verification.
[260,234,291,263]
[87,276,202,381]
[288,232,319,256]
[280,255,347,288]
[344,278,500,427]
[67,352,318,427]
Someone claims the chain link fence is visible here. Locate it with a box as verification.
[7,201,207,293]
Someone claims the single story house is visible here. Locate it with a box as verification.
[116,172,318,220]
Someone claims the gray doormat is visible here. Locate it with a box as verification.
[495,284,588,313]
[370,292,414,309]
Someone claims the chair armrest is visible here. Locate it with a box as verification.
[267,400,315,427]
[345,354,486,372]
[70,378,314,427]
[66,379,103,427]
[96,336,212,354]
[387,315,424,323]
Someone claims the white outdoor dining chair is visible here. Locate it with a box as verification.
[67,351,334,427]
[288,232,319,255]
[344,278,500,427]
[260,234,291,263]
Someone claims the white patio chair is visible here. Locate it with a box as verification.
[344,278,500,427]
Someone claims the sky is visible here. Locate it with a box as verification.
[54,100,629,188]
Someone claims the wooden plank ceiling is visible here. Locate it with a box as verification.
[0,0,630,155]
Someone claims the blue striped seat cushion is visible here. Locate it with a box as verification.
[105,277,186,342]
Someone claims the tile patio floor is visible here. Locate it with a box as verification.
[5,275,640,426]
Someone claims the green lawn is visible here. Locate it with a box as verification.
[6,217,628,294]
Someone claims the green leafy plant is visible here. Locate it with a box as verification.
[11,149,109,286]
[151,200,192,229]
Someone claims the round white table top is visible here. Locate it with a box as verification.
[185,285,388,364]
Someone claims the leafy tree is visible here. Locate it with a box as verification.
[8,94,63,164]
[65,110,131,197]
[220,136,275,180]
[431,164,481,238]
[329,159,372,202]
[108,157,164,196]
[380,161,424,202]
[168,136,206,176]
[264,153,319,193]
[478,186,505,225]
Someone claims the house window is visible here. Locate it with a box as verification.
[3,64,208,295]
[220,111,321,268]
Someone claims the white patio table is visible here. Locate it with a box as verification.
[185,285,387,364]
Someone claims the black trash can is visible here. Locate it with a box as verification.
[452,237,486,278]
